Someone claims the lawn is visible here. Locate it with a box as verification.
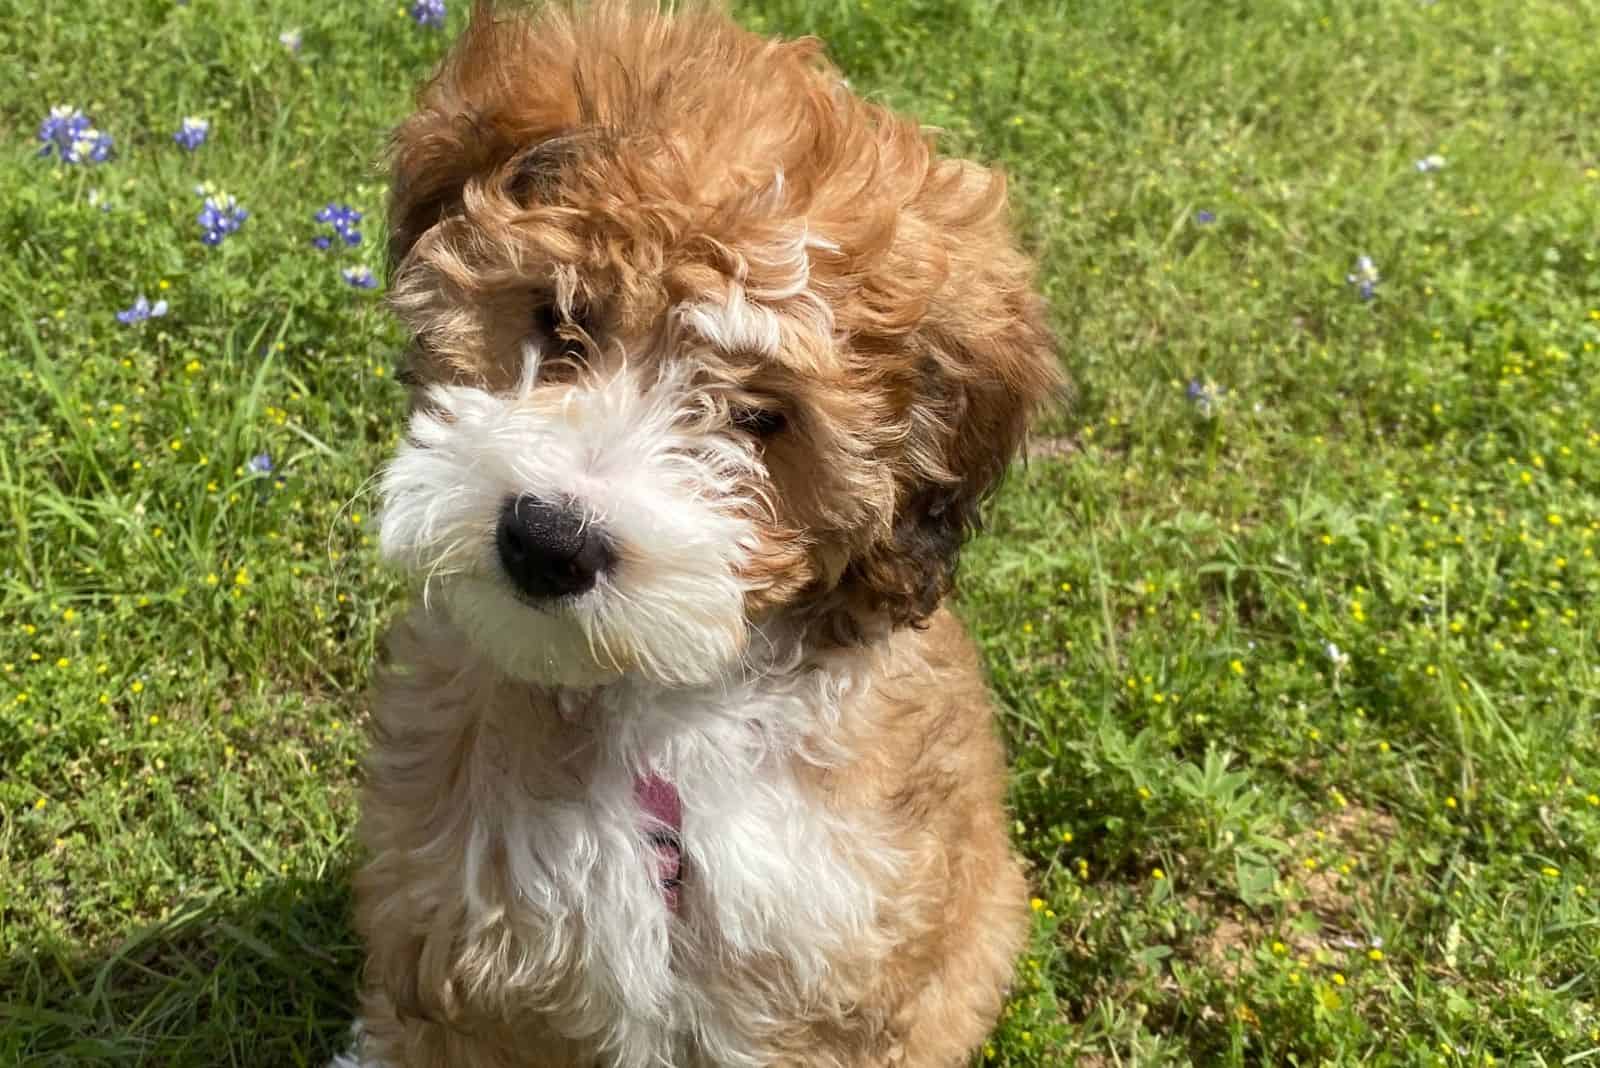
[3,0,1599,1064]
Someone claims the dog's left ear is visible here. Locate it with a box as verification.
[388,1,600,272]
[828,163,1064,641]
[386,3,525,271]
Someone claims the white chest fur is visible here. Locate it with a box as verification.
[359,617,900,1067]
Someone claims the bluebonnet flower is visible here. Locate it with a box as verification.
[279,27,303,51]
[1194,209,1216,225]
[88,188,113,212]
[116,295,169,324]
[246,452,274,476]
[1413,154,1446,173]
[173,116,210,151]
[410,0,446,28]
[342,266,379,289]
[1346,254,1380,301]
[73,130,114,164]
[312,202,362,248]
[314,203,361,231]
[37,106,114,164]
[197,192,248,246]
[37,106,84,153]
[1185,378,1224,419]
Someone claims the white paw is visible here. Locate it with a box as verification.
[327,1021,388,1068]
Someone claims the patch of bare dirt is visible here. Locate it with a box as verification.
[1027,435,1080,461]
[1190,802,1401,976]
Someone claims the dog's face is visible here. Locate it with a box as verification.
[377,4,1059,688]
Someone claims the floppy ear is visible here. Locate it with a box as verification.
[386,116,486,272]
[386,1,579,269]
[838,301,1060,636]
[825,162,1063,641]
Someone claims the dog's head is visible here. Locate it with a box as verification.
[377,2,1061,688]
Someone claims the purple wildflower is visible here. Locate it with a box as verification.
[1194,210,1216,225]
[76,132,114,164]
[173,116,210,151]
[1185,378,1224,419]
[312,203,363,248]
[410,0,446,28]
[342,266,379,290]
[197,192,248,246]
[279,28,303,51]
[116,295,169,325]
[246,453,274,476]
[1346,254,1379,301]
[37,107,84,153]
[37,106,113,164]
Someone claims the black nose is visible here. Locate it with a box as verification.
[495,495,612,599]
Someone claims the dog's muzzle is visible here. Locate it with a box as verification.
[495,494,613,599]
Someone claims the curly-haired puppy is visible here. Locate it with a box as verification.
[346,3,1061,1065]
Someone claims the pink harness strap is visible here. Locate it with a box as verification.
[633,773,683,912]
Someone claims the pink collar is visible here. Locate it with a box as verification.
[634,773,683,912]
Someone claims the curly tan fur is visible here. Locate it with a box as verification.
[353,3,1062,1066]
[386,0,1057,638]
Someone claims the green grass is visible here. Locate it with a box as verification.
[3,0,1599,1063]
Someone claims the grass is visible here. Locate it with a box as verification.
[2,0,1599,1063]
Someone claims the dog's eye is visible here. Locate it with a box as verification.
[532,302,589,360]
[731,407,787,438]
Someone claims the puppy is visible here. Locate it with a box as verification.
[350,3,1061,1065]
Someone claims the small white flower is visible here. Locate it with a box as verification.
[1347,255,1379,284]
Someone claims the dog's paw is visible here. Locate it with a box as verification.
[327,1021,390,1068]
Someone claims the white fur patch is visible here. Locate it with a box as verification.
[676,291,784,356]
[349,618,901,1068]
[745,228,837,341]
[675,227,838,358]
[378,356,764,687]
[327,1023,386,1068]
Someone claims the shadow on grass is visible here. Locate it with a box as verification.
[0,870,361,1067]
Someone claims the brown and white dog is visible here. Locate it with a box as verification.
[343,3,1061,1065]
